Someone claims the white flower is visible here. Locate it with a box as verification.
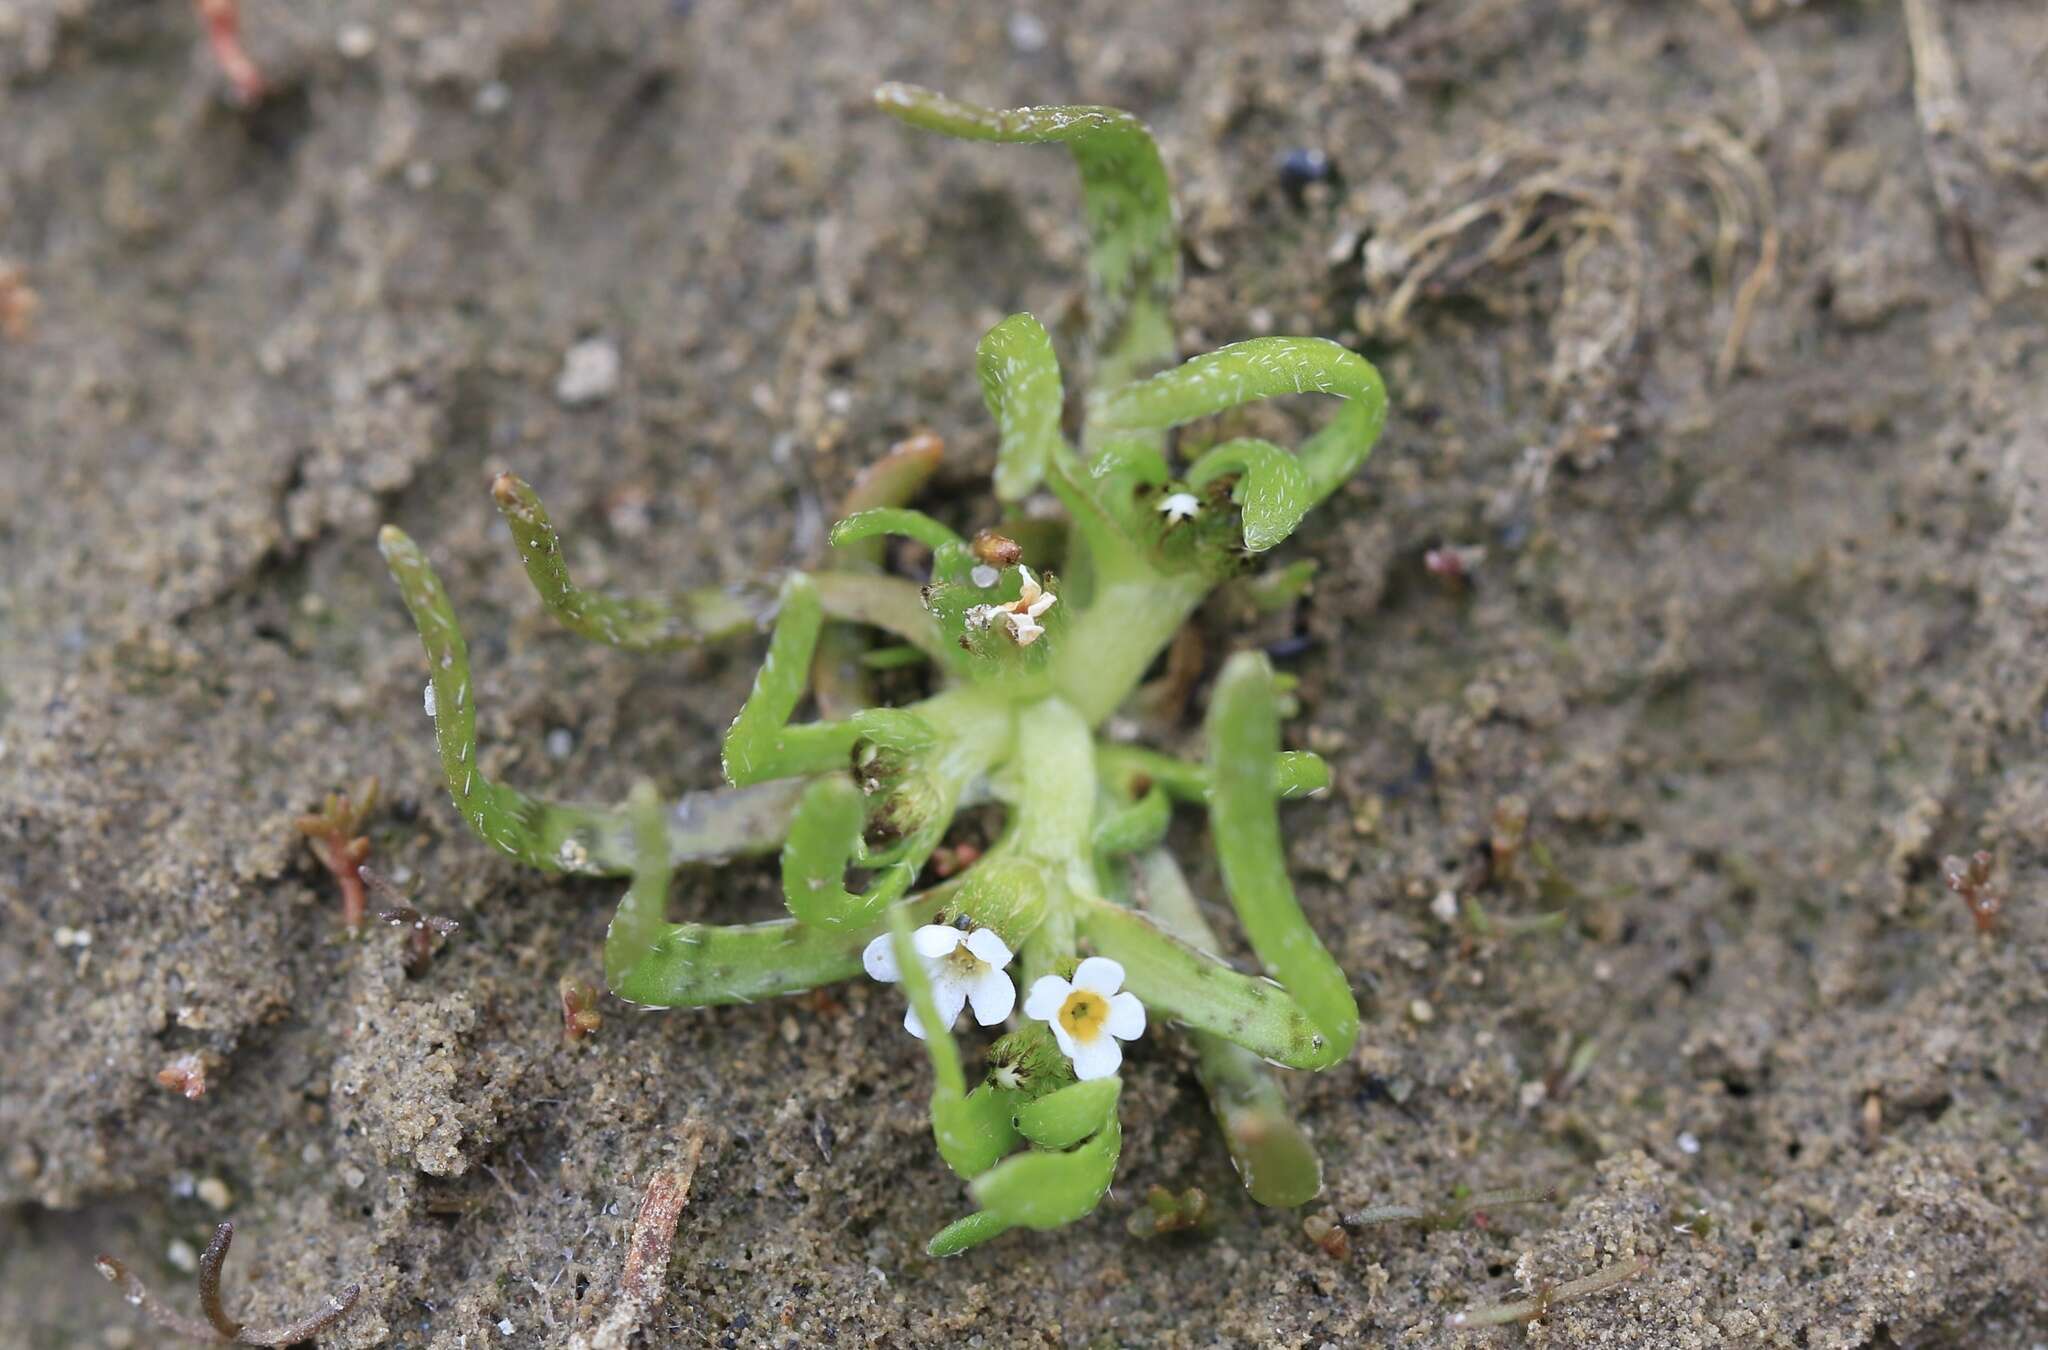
[862,924,1016,1040]
[1159,492,1201,524]
[1023,957,1146,1080]
[965,565,1058,646]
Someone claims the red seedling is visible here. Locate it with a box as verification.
[1942,851,2002,933]
[294,777,378,928]
[193,0,265,104]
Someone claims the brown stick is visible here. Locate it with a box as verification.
[575,1126,711,1350]
[1446,1253,1651,1329]
[1901,0,1985,284]
[97,1222,363,1345]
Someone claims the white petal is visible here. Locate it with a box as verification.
[1025,591,1056,619]
[1023,975,1071,1022]
[1006,613,1044,645]
[1047,1019,1079,1061]
[913,924,964,958]
[1106,991,1146,1041]
[861,933,901,983]
[1071,956,1125,997]
[1069,1034,1124,1081]
[967,968,1016,1025]
[902,1002,928,1040]
[932,979,969,1032]
[1016,566,1039,597]
[964,928,1013,968]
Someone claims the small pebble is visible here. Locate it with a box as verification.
[340,1164,368,1189]
[1278,148,1333,192]
[1407,998,1435,1024]
[545,727,575,759]
[1677,1131,1701,1155]
[196,1176,233,1211]
[1006,11,1049,53]
[336,23,376,59]
[473,80,511,116]
[166,1238,198,1273]
[403,159,437,191]
[1430,889,1459,924]
[781,1016,801,1045]
[497,1318,516,1336]
[557,337,621,406]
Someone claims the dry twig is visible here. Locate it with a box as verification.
[1447,1253,1652,1329]
[574,1126,709,1350]
[96,1222,362,1345]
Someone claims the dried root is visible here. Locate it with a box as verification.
[1446,1253,1651,1329]
[96,1222,362,1346]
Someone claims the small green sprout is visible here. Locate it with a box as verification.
[379,84,1388,1253]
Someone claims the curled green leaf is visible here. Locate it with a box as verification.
[781,776,913,930]
[878,83,1179,389]
[828,507,968,562]
[815,433,945,715]
[1091,786,1170,858]
[1183,438,1315,552]
[382,526,797,874]
[977,313,1070,501]
[1090,337,1389,528]
[721,574,861,786]
[490,473,766,649]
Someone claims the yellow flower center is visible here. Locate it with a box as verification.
[942,945,984,978]
[1058,989,1107,1042]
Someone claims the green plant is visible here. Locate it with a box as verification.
[379,84,1388,1253]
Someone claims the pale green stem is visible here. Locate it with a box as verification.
[1049,575,1209,727]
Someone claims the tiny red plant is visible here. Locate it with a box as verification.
[293,777,378,928]
[1942,851,2002,933]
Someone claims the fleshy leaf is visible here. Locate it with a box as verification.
[382,526,796,874]
[1183,438,1315,552]
[977,314,1070,501]
[781,775,913,930]
[490,473,765,649]
[1090,337,1388,513]
[1205,652,1358,1063]
[878,83,1179,390]
[721,574,862,786]
[1130,849,1323,1207]
[969,1111,1123,1230]
[1014,1077,1121,1149]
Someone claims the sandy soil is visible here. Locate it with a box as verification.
[3,1,2045,1346]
